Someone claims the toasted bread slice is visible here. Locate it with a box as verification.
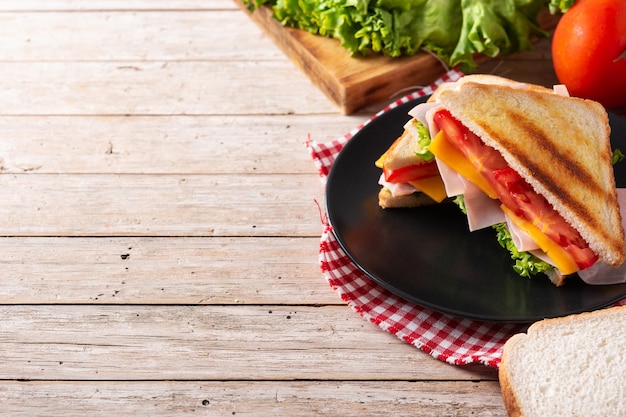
[436,82,625,267]
[381,126,429,171]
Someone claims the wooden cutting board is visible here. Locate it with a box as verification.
[235,0,450,114]
[236,0,559,114]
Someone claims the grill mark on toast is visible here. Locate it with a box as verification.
[516,152,600,232]
[479,117,603,231]
[508,116,598,188]
[441,80,624,265]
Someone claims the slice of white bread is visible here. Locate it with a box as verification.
[382,127,427,171]
[436,79,625,267]
[499,305,626,417]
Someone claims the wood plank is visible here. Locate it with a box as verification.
[0,304,498,381]
[0,61,337,116]
[0,237,337,305]
[0,380,506,417]
[0,10,281,61]
[0,174,325,237]
[0,1,236,11]
[0,114,366,174]
[235,0,448,115]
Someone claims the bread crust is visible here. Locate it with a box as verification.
[428,74,554,103]
[499,333,527,417]
[382,129,427,171]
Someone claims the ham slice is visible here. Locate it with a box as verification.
[408,102,440,127]
[435,158,465,197]
[577,188,626,284]
[462,178,505,231]
[504,213,540,252]
[435,154,504,231]
[378,174,419,197]
[553,84,570,97]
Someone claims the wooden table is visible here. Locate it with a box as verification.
[0,2,623,415]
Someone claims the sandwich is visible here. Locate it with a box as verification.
[376,74,626,285]
[375,114,447,208]
[375,75,548,209]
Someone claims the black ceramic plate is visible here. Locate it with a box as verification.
[326,96,626,323]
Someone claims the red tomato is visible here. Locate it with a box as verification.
[552,0,626,108]
[383,162,438,183]
[433,110,598,269]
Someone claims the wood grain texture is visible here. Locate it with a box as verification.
[0,114,366,174]
[0,173,324,236]
[0,381,505,417]
[0,0,236,11]
[0,237,331,304]
[0,305,497,381]
[0,1,587,415]
[0,61,337,116]
[0,10,278,61]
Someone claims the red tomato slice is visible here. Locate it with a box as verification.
[432,110,509,178]
[492,168,598,270]
[433,109,598,270]
[383,162,439,183]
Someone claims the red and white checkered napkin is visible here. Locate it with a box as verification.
[306,69,625,368]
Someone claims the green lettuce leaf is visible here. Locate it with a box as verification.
[413,120,435,161]
[452,195,554,278]
[492,222,554,278]
[450,0,548,69]
[243,0,557,69]
[548,0,575,13]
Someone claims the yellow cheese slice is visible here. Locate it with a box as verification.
[408,176,447,203]
[501,205,579,275]
[375,152,386,169]
[429,131,498,199]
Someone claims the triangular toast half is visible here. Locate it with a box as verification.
[437,82,625,266]
[383,128,425,171]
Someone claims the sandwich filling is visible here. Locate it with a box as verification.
[375,75,626,284]
[427,107,597,275]
[375,118,447,203]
